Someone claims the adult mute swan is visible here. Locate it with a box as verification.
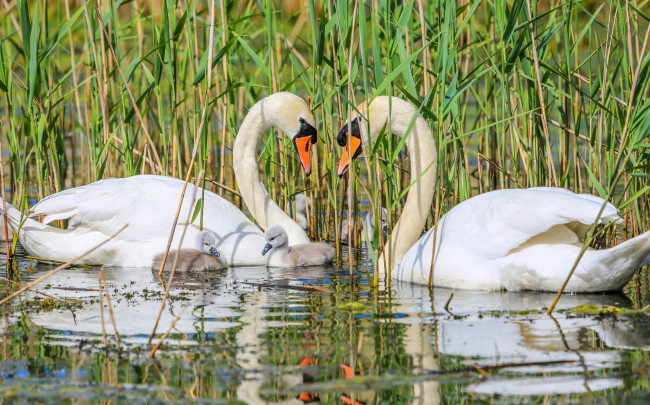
[0,92,315,267]
[152,230,227,272]
[336,97,650,292]
[261,225,335,267]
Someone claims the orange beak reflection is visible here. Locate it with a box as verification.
[294,136,312,176]
[336,135,361,177]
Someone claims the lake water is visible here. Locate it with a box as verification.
[1,245,649,403]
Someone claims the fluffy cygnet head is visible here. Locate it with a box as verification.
[261,225,289,255]
[195,230,220,257]
[364,207,389,235]
[294,193,311,214]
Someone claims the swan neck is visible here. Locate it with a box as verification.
[233,99,310,245]
[373,100,437,270]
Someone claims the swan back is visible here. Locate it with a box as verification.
[233,93,314,246]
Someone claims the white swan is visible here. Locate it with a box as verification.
[340,207,388,246]
[0,92,316,267]
[151,230,227,272]
[288,193,311,231]
[336,96,650,292]
[261,225,335,267]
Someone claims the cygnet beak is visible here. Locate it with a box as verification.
[209,247,220,257]
[261,243,273,256]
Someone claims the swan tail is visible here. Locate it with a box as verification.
[575,231,650,291]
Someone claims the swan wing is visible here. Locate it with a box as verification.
[439,188,620,259]
[31,175,257,239]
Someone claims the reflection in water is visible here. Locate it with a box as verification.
[0,251,649,402]
[467,376,623,395]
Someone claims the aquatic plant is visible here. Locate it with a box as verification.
[0,0,647,286]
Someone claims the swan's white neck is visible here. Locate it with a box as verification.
[233,94,311,245]
[363,97,437,270]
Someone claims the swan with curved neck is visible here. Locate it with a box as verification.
[233,94,315,245]
[337,97,437,270]
[337,97,650,292]
[0,92,315,267]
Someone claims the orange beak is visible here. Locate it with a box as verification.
[294,136,312,176]
[336,135,361,177]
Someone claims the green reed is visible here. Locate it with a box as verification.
[0,0,648,280]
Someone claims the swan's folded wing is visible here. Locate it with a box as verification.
[31,175,257,239]
[441,188,620,259]
[32,178,116,226]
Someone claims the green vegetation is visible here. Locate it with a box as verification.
[0,1,649,276]
[1,2,650,400]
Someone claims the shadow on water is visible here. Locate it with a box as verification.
[0,244,649,403]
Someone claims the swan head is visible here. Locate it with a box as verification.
[365,207,389,232]
[196,230,220,257]
[260,92,318,175]
[335,98,394,177]
[261,224,289,255]
[294,193,311,214]
[336,114,364,177]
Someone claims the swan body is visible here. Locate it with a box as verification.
[341,208,388,246]
[289,193,311,231]
[395,188,650,292]
[261,225,335,267]
[337,97,650,292]
[152,230,227,272]
[1,92,316,267]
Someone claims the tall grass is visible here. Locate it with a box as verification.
[0,0,648,280]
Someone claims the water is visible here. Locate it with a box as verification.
[1,248,649,403]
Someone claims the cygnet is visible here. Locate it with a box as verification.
[341,207,388,246]
[261,224,335,267]
[152,230,227,272]
[288,193,311,231]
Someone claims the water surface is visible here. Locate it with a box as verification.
[1,247,649,403]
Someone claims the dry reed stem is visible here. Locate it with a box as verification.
[548,23,650,313]
[195,177,241,198]
[427,221,438,288]
[345,0,359,279]
[101,267,121,351]
[0,138,11,262]
[91,0,163,173]
[1,0,21,42]
[148,171,203,352]
[156,0,217,276]
[525,0,558,187]
[242,282,333,293]
[0,275,70,304]
[444,292,454,314]
[149,308,188,359]
[0,224,128,306]
[98,266,108,349]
